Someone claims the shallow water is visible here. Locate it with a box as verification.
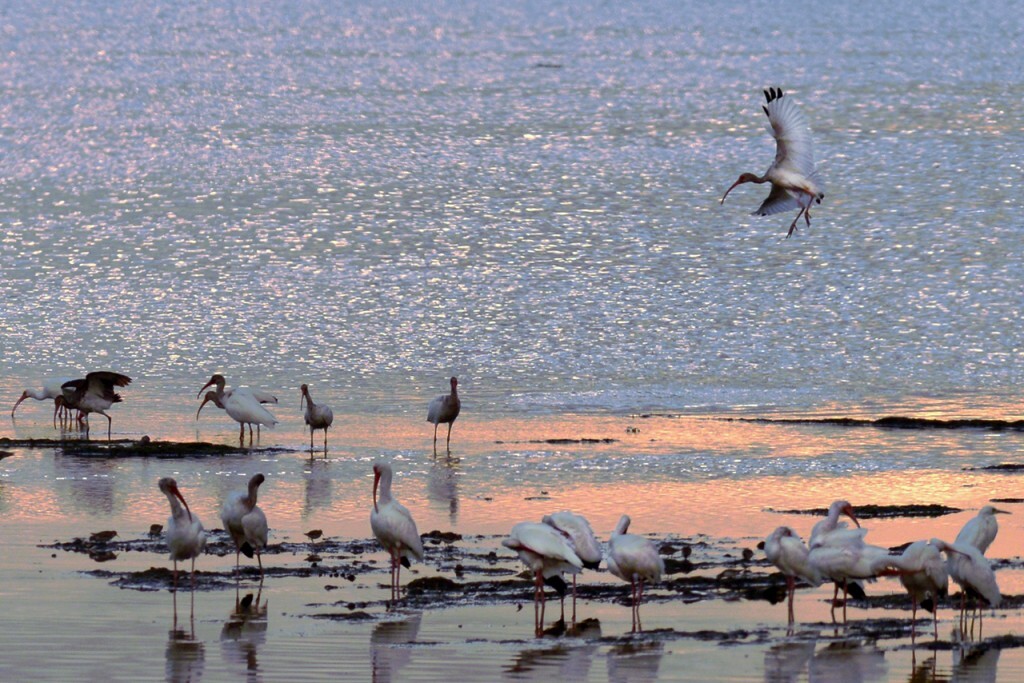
[2,1,1024,681]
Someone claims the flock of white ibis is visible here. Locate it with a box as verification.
[152,461,662,637]
[766,501,1008,641]
[12,372,463,453]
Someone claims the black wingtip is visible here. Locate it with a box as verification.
[240,542,255,559]
[400,556,411,569]
[921,597,936,614]
[846,582,867,600]
[582,560,601,571]
[762,105,769,117]
[543,575,569,597]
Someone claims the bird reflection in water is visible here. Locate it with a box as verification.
[221,587,268,681]
[370,612,422,683]
[808,641,888,683]
[606,640,664,683]
[504,619,601,679]
[426,456,459,525]
[167,592,204,683]
[763,640,815,683]
[953,644,999,683]
[303,458,333,518]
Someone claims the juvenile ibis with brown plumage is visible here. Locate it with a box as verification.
[300,384,334,454]
[60,371,132,439]
[426,376,460,453]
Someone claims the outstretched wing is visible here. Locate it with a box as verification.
[86,372,132,403]
[753,184,802,217]
[762,88,816,177]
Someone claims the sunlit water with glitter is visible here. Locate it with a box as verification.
[2,1,1024,681]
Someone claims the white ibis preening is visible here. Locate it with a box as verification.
[426,376,460,454]
[197,374,278,441]
[220,474,268,580]
[11,377,73,426]
[158,477,206,592]
[885,540,948,641]
[61,371,132,439]
[300,384,334,454]
[808,500,861,549]
[721,87,825,237]
[764,526,822,625]
[541,510,602,622]
[807,534,891,624]
[197,388,278,447]
[955,505,1010,554]
[503,521,583,636]
[370,462,424,600]
[606,515,664,633]
[934,538,1001,639]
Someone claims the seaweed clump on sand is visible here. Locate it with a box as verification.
[772,503,961,519]
[0,436,292,457]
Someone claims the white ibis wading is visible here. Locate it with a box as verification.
[197,374,278,442]
[197,384,278,447]
[370,462,424,600]
[426,376,460,454]
[764,526,822,625]
[541,510,602,623]
[300,384,334,454]
[607,515,664,633]
[503,521,583,635]
[158,477,206,592]
[61,371,132,440]
[220,474,268,580]
[934,538,1001,639]
[955,505,1010,554]
[721,87,825,237]
[12,376,74,426]
[885,540,948,641]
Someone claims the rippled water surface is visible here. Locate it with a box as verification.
[2,1,1024,681]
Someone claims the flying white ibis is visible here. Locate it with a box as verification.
[541,510,602,622]
[426,376,460,454]
[503,521,583,635]
[955,505,1010,554]
[370,462,424,600]
[884,540,948,641]
[158,477,206,592]
[933,538,1001,638]
[764,526,822,625]
[300,384,334,454]
[721,87,825,237]
[197,387,278,447]
[606,515,664,633]
[60,371,132,439]
[11,376,74,426]
[220,474,268,580]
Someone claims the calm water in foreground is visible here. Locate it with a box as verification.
[2,1,1023,681]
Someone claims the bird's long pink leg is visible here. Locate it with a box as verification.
[446,423,453,452]
[842,580,850,623]
[238,423,245,446]
[786,575,796,624]
[173,559,179,593]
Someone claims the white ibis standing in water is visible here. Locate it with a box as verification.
[764,526,822,625]
[60,371,132,439]
[197,374,278,439]
[300,384,334,454]
[721,87,825,237]
[933,538,1001,639]
[220,474,268,580]
[11,377,74,426]
[426,376,460,454]
[503,521,583,636]
[807,531,891,624]
[884,540,948,641]
[158,477,206,592]
[197,384,278,447]
[954,505,1010,554]
[541,510,602,622]
[370,462,424,600]
[606,515,664,633]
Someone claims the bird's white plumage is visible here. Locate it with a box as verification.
[503,522,583,579]
[765,526,822,587]
[371,463,424,566]
[542,511,602,568]
[954,506,1008,555]
[160,478,206,564]
[808,500,860,549]
[763,91,816,178]
[607,515,664,587]
[935,538,1001,607]
[888,540,948,610]
[220,473,268,576]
